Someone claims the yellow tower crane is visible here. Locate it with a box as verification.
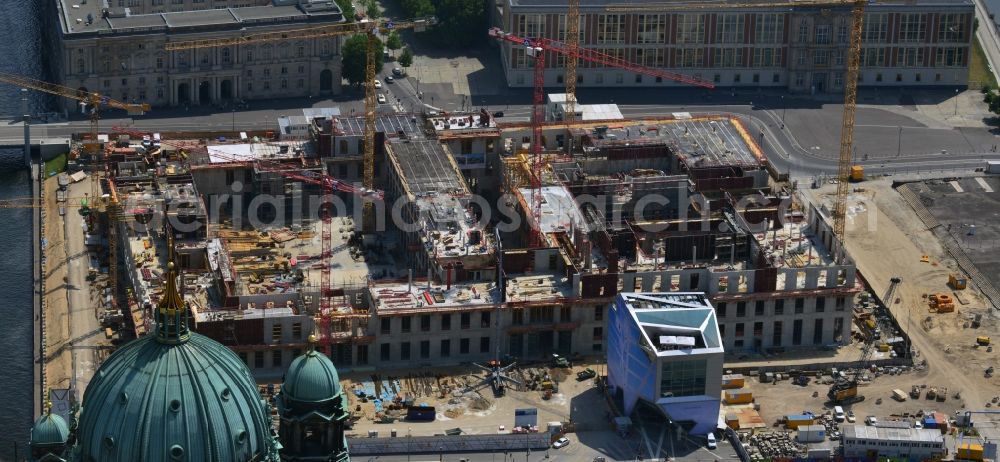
[164,16,437,232]
[605,0,869,240]
[0,72,150,153]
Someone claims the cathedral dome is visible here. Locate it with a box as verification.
[73,256,278,462]
[29,411,69,447]
[281,336,342,403]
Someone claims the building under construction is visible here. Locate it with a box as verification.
[87,102,860,379]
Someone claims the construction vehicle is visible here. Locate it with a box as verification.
[576,368,596,381]
[910,385,921,399]
[850,165,864,182]
[977,336,991,346]
[830,278,900,403]
[551,354,570,368]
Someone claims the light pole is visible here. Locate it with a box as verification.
[955,88,959,115]
[781,95,786,128]
[231,109,236,132]
[897,126,902,157]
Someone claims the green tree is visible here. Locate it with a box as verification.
[428,0,488,48]
[335,0,355,20]
[361,0,379,18]
[386,31,403,53]
[341,35,385,86]
[401,0,434,17]
[399,48,414,67]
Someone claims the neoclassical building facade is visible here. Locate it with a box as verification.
[55,0,348,109]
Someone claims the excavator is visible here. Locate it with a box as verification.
[828,277,901,403]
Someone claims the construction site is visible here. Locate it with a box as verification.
[14,7,998,459]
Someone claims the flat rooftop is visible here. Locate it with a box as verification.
[618,292,723,356]
[371,281,499,313]
[582,118,761,169]
[335,115,424,138]
[204,141,314,164]
[58,1,343,36]
[389,140,467,195]
[843,425,944,443]
[517,185,588,237]
[430,113,496,132]
[413,193,493,257]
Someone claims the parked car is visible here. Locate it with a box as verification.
[866,416,878,426]
[374,79,382,88]
[706,433,717,449]
[377,94,387,104]
[492,111,505,117]
[552,437,570,449]
[847,411,857,423]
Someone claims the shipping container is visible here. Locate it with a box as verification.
[796,424,826,443]
[785,414,815,429]
[807,448,833,460]
[957,443,984,461]
[725,414,740,430]
[406,406,436,422]
[722,374,745,389]
[724,389,753,404]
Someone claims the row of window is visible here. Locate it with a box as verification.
[721,317,846,347]
[716,297,847,318]
[845,439,942,448]
[514,12,967,46]
[379,337,492,361]
[379,306,605,335]
[513,46,966,71]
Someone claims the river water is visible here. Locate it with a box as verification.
[0,0,54,458]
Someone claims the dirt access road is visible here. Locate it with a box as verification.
[806,180,998,410]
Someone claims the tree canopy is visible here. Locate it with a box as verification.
[399,48,414,67]
[400,0,488,48]
[335,0,354,20]
[386,31,403,51]
[341,35,385,86]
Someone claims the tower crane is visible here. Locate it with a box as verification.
[112,127,383,353]
[164,16,436,234]
[488,27,714,246]
[603,0,869,241]
[0,72,150,154]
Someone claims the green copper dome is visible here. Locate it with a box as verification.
[282,342,342,403]
[29,412,69,447]
[73,248,278,462]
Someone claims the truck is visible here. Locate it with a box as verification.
[576,368,597,381]
[987,160,1000,174]
[892,389,908,402]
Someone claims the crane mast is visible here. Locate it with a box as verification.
[563,0,581,123]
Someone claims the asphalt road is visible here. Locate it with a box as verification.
[4,81,1000,178]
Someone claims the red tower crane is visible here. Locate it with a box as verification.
[111,127,383,353]
[488,28,715,247]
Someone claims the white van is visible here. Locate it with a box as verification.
[706,433,717,449]
[834,406,845,422]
